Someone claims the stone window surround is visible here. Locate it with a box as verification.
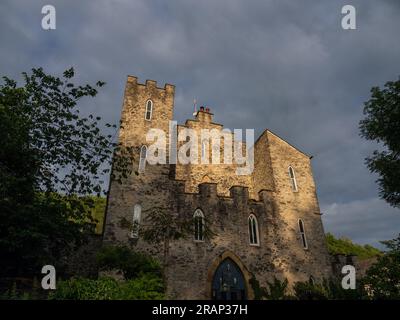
[248,214,260,246]
[144,99,153,121]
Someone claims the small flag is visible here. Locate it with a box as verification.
[193,98,197,116]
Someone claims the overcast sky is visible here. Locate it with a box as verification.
[1,0,399,248]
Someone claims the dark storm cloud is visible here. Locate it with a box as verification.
[321,198,400,248]
[1,0,399,247]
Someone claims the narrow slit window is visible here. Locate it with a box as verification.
[145,100,153,121]
[298,219,308,249]
[194,209,205,241]
[131,204,141,238]
[248,214,260,246]
[138,145,147,173]
[288,166,298,192]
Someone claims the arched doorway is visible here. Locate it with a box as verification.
[211,258,247,300]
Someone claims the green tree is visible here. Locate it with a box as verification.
[325,233,381,260]
[293,280,328,300]
[141,206,214,283]
[360,77,400,208]
[363,234,400,299]
[0,68,133,276]
[49,275,164,300]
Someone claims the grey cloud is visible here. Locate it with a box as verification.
[1,0,399,246]
[322,197,400,249]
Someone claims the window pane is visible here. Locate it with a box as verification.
[199,219,203,240]
[289,167,294,178]
[302,234,307,248]
[194,218,199,240]
[194,210,204,241]
[131,205,141,238]
[140,146,147,158]
[194,216,204,241]
[139,146,147,172]
[248,220,253,243]
[145,100,152,120]
[252,220,258,244]
[299,220,304,233]
[289,167,298,191]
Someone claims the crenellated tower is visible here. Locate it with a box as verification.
[103,76,175,245]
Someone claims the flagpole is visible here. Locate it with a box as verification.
[193,98,197,116]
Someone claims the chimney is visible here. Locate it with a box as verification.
[195,105,213,123]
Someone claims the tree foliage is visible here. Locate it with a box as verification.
[83,196,107,235]
[325,233,381,260]
[292,280,328,300]
[141,206,214,266]
[250,276,294,300]
[49,275,164,300]
[0,68,133,276]
[96,245,162,280]
[250,276,365,300]
[362,234,400,299]
[360,77,400,207]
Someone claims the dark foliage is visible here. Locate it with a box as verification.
[360,78,400,207]
[362,234,400,299]
[96,245,162,280]
[0,68,133,277]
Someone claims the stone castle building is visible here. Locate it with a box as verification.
[103,76,333,299]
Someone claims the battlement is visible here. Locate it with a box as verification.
[258,189,274,201]
[126,75,175,92]
[229,185,249,200]
[178,181,261,204]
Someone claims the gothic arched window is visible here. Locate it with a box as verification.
[248,214,259,246]
[145,100,153,121]
[194,209,205,241]
[138,145,147,173]
[131,204,141,238]
[298,218,308,249]
[288,166,298,192]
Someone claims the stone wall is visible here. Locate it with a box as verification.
[162,181,332,299]
[257,130,333,285]
[174,111,253,197]
[104,76,176,245]
[331,254,377,280]
[64,234,103,279]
